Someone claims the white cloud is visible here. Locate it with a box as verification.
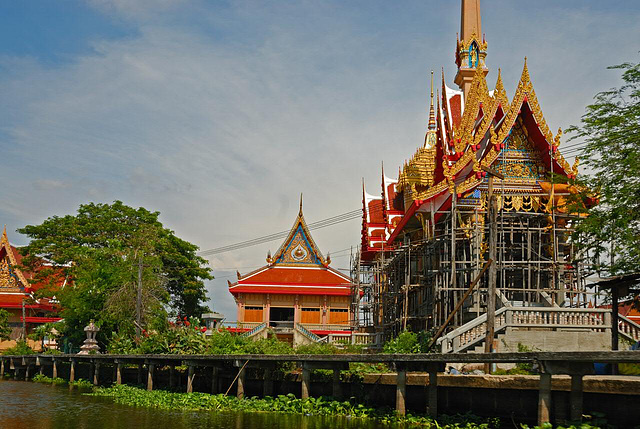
[1,1,639,316]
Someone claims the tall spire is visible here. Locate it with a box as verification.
[299,193,303,216]
[428,70,436,130]
[455,0,488,99]
[460,0,482,43]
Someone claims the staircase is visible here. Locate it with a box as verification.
[437,307,640,353]
[241,322,267,339]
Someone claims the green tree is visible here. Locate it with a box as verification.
[0,309,12,340]
[568,60,640,275]
[18,201,213,346]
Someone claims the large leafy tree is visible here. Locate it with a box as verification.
[18,201,213,346]
[568,60,640,276]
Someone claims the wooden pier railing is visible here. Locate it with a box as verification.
[1,351,638,426]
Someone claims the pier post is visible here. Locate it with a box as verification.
[537,373,552,425]
[396,367,407,416]
[116,362,122,385]
[187,365,195,393]
[301,364,310,400]
[332,368,341,399]
[570,374,584,422]
[137,363,143,385]
[237,366,246,399]
[1,358,4,377]
[52,359,58,379]
[69,359,76,383]
[428,368,438,416]
[147,363,154,391]
[212,367,219,394]
[263,368,273,397]
[169,365,175,389]
[25,364,30,380]
[93,362,100,386]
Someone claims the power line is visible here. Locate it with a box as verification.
[199,209,362,256]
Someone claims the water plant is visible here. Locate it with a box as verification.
[32,374,67,385]
[89,385,500,428]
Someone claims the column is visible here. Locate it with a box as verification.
[301,364,310,399]
[263,368,273,397]
[187,365,195,393]
[428,370,438,417]
[396,367,407,416]
[237,366,246,399]
[69,359,76,383]
[212,367,219,394]
[332,368,341,399]
[570,374,584,422]
[93,362,100,386]
[537,373,552,426]
[52,359,58,379]
[116,362,122,385]
[147,363,154,391]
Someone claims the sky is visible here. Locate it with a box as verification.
[1,0,638,321]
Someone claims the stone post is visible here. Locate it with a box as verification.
[301,364,310,399]
[570,374,584,422]
[428,369,438,416]
[147,363,154,391]
[263,368,273,397]
[116,362,122,385]
[212,367,219,394]
[396,367,407,416]
[332,368,341,399]
[69,359,76,383]
[187,365,195,393]
[93,362,100,386]
[537,373,552,426]
[237,366,246,399]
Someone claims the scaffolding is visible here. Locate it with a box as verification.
[351,193,593,340]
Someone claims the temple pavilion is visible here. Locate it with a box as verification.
[352,0,635,352]
[0,227,64,350]
[228,199,353,344]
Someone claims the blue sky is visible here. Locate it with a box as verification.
[1,0,639,320]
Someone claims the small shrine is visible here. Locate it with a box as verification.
[78,320,100,354]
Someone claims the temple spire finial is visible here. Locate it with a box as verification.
[299,193,303,216]
[428,70,436,130]
[1,225,7,243]
[455,0,488,99]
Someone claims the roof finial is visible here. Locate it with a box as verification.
[299,193,303,216]
[428,70,436,130]
[1,225,7,243]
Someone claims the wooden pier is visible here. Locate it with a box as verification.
[1,351,638,426]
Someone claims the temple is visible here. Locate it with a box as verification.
[353,0,634,352]
[229,198,353,345]
[0,227,63,350]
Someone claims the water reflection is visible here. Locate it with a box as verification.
[0,380,391,429]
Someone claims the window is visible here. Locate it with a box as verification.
[301,307,320,324]
[244,306,263,323]
[329,308,349,324]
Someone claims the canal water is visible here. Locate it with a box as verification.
[0,380,391,429]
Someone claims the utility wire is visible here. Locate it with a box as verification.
[199,209,362,256]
